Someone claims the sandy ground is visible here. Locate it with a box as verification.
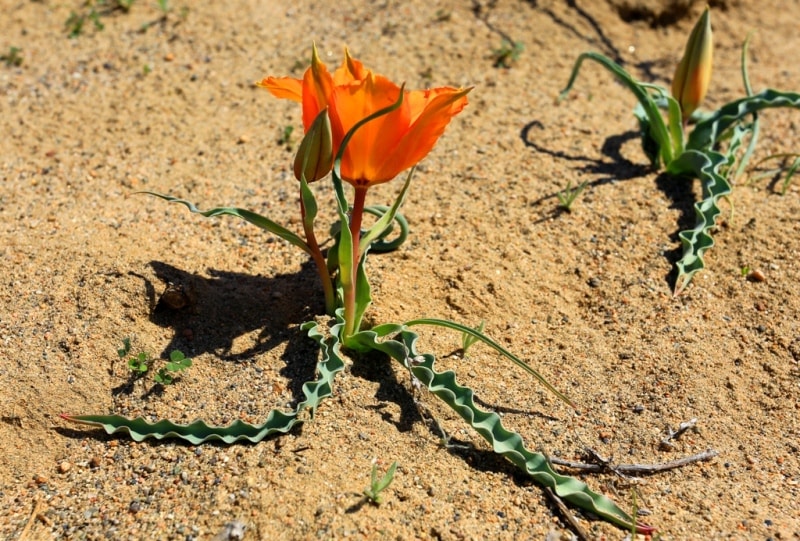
[1,0,799,539]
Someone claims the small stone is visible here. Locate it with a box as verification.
[58,461,72,473]
[164,53,175,62]
[746,269,766,282]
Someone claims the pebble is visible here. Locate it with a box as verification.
[58,461,72,473]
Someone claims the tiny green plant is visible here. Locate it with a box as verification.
[461,320,485,357]
[492,39,523,68]
[558,7,800,294]
[66,0,139,37]
[363,461,398,505]
[118,338,191,385]
[278,125,294,150]
[156,0,169,13]
[0,47,23,67]
[434,9,451,22]
[154,350,193,385]
[119,338,150,375]
[556,179,588,212]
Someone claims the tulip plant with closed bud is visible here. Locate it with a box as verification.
[61,46,655,534]
[559,7,800,294]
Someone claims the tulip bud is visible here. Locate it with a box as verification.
[672,7,713,121]
[294,108,333,183]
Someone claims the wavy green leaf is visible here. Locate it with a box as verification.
[61,319,346,443]
[353,325,654,534]
[362,206,409,253]
[687,89,800,152]
[666,149,732,295]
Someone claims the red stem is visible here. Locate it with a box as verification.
[344,186,368,337]
[300,195,335,315]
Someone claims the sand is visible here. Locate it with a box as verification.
[1,0,799,539]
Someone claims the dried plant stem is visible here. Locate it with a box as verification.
[18,496,44,541]
[543,486,591,541]
[549,449,718,475]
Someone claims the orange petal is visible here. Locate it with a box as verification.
[372,87,470,183]
[329,73,410,184]
[334,48,369,85]
[301,46,335,130]
[257,76,303,102]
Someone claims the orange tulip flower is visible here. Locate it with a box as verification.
[258,46,471,187]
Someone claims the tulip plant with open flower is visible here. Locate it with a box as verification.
[559,7,800,294]
[62,46,654,534]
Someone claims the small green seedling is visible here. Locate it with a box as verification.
[119,338,191,385]
[66,7,105,38]
[740,265,751,277]
[492,39,523,69]
[66,0,139,38]
[748,153,800,195]
[154,350,193,385]
[461,320,485,357]
[278,125,294,149]
[1,47,23,67]
[363,461,397,505]
[119,338,150,375]
[156,0,169,13]
[434,9,451,22]
[556,179,588,211]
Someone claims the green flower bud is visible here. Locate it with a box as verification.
[294,108,333,182]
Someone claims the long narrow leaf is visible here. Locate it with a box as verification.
[559,52,674,167]
[141,192,311,254]
[403,318,574,409]
[732,34,759,181]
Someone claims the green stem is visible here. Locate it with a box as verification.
[344,186,368,337]
[300,197,335,315]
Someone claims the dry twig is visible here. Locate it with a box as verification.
[18,496,44,541]
[543,486,591,541]
[549,448,718,475]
